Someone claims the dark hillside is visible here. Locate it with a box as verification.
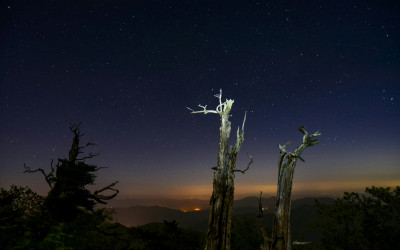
[109,196,335,247]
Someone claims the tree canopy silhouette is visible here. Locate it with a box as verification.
[0,185,45,248]
[24,123,119,222]
[315,186,400,249]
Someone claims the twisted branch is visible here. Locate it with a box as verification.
[234,153,253,174]
[92,181,119,204]
[68,123,99,162]
[293,125,321,158]
[187,89,234,117]
[76,152,100,161]
[24,163,55,188]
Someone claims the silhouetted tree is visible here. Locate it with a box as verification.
[188,90,253,250]
[24,123,119,223]
[315,186,400,250]
[0,185,44,215]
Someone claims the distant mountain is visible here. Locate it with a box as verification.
[102,198,210,210]
[108,196,335,237]
[110,205,209,231]
[103,196,334,211]
[102,197,336,250]
[234,196,276,210]
[111,206,183,226]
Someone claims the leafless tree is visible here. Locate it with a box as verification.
[270,125,321,250]
[188,90,252,250]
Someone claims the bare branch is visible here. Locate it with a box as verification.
[187,104,218,114]
[24,163,54,188]
[76,152,100,161]
[69,121,82,133]
[294,126,321,156]
[94,166,108,171]
[92,181,119,204]
[67,122,99,162]
[84,141,95,148]
[297,156,306,162]
[298,125,307,136]
[187,89,234,116]
[234,153,253,174]
[234,111,247,152]
[94,181,119,195]
[23,163,46,175]
[69,123,82,161]
[278,140,291,153]
[50,159,55,173]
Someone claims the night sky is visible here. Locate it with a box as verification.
[1,1,399,200]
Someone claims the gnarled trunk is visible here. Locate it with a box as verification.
[271,157,297,250]
[188,90,251,250]
[270,126,321,250]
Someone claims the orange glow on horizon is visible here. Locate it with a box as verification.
[121,179,399,199]
[181,208,201,212]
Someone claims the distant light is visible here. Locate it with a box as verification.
[194,208,200,211]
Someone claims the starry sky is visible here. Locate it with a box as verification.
[1,1,399,200]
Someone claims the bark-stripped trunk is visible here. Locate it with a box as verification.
[207,169,235,250]
[205,103,247,250]
[188,90,251,250]
[270,126,321,250]
[271,156,297,250]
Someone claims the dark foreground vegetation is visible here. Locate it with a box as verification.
[1,185,399,249]
[0,186,204,249]
[314,186,400,250]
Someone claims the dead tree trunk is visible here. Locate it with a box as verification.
[270,126,321,250]
[257,191,272,250]
[188,90,252,250]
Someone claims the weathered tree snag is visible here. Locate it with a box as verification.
[188,90,252,250]
[257,191,272,250]
[270,125,321,250]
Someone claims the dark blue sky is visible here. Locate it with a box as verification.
[1,0,399,199]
